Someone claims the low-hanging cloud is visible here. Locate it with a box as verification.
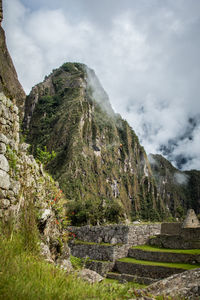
[3,0,200,171]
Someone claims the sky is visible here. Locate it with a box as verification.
[3,0,200,170]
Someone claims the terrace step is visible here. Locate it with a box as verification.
[85,259,114,276]
[114,258,200,279]
[68,239,129,261]
[128,246,200,264]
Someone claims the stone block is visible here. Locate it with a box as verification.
[0,199,10,208]
[0,154,9,172]
[0,142,6,153]
[0,169,10,189]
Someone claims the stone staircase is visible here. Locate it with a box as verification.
[68,224,200,285]
[108,246,200,284]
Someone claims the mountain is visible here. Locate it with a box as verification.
[149,154,200,217]
[23,62,168,224]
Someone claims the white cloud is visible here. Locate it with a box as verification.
[3,0,200,170]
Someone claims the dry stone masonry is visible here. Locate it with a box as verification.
[68,224,161,246]
[0,92,69,263]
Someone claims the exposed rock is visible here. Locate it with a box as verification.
[0,24,26,117]
[78,269,104,283]
[0,198,10,208]
[0,169,10,189]
[0,133,9,144]
[40,242,54,263]
[145,268,200,300]
[0,154,9,172]
[0,142,6,153]
[56,258,73,273]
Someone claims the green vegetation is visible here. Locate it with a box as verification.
[24,62,171,225]
[102,278,146,289]
[131,245,200,255]
[70,255,85,269]
[6,145,19,176]
[72,239,123,247]
[0,231,150,300]
[36,146,57,164]
[118,257,200,269]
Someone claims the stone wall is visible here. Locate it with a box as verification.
[0,92,68,262]
[149,234,200,249]
[69,241,129,261]
[115,261,184,279]
[181,228,200,240]
[128,248,200,264]
[161,222,182,235]
[68,224,161,246]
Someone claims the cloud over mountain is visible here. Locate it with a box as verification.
[4,0,200,170]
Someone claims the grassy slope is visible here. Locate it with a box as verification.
[131,245,200,255]
[0,233,145,300]
[118,257,200,269]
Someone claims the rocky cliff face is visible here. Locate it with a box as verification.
[149,154,200,217]
[24,63,168,224]
[0,5,26,117]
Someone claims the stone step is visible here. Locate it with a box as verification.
[114,258,199,279]
[106,272,156,285]
[128,246,200,264]
[68,239,129,261]
[85,259,114,276]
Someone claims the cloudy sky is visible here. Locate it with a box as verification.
[3,0,200,170]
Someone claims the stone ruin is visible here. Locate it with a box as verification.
[182,209,200,228]
[149,209,200,249]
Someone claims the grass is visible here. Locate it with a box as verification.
[118,257,200,270]
[131,245,200,255]
[0,232,147,300]
[72,239,123,247]
[103,278,146,289]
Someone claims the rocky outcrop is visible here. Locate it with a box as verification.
[145,268,200,299]
[78,269,104,283]
[0,0,3,25]
[0,22,26,117]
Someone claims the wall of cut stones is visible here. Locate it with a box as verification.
[0,92,68,262]
[68,224,161,245]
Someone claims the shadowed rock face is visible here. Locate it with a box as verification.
[149,154,200,217]
[0,0,3,24]
[0,0,26,117]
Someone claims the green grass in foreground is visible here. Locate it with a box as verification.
[103,278,146,289]
[0,232,146,300]
[132,245,200,255]
[118,257,200,269]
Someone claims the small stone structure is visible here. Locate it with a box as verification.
[182,209,200,228]
[149,209,200,249]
